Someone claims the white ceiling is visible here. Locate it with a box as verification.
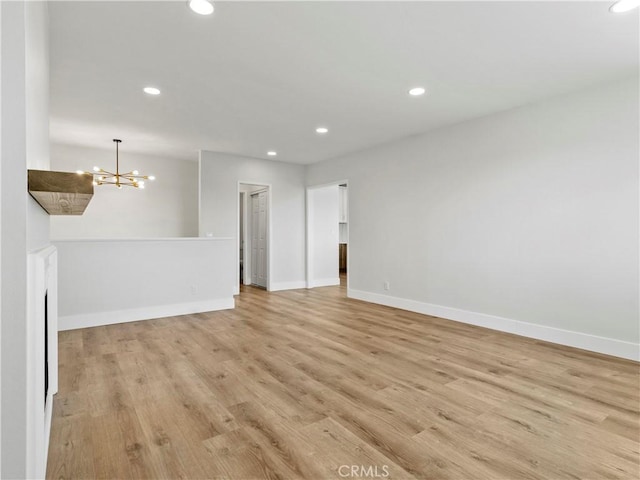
[49,1,639,164]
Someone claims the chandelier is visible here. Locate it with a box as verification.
[77,139,155,189]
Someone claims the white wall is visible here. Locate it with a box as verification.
[25,0,50,252]
[55,238,235,330]
[307,185,340,287]
[1,1,51,476]
[50,143,198,239]
[0,4,3,471]
[307,77,639,360]
[199,151,307,291]
[240,184,266,194]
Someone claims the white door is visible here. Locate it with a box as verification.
[251,191,268,288]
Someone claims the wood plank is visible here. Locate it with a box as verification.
[48,282,640,479]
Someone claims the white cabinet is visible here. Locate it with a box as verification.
[339,223,348,243]
[339,185,348,223]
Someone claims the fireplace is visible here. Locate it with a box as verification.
[44,291,49,407]
[27,246,58,478]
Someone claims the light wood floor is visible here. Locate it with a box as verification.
[48,280,640,479]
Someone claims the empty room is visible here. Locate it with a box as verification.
[0,0,638,479]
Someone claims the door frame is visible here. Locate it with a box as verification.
[237,182,271,294]
[248,188,269,289]
[306,179,349,290]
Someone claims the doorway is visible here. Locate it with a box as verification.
[338,183,348,287]
[238,183,270,291]
[306,181,348,290]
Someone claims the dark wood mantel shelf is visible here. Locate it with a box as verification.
[28,169,94,215]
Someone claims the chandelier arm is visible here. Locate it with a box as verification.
[120,171,146,178]
[100,179,139,186]
[114,182,139,188]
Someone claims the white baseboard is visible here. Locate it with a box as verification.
[348,289,639,362]
[270,281,307,292]
[59,297,235,331]
[307,277,341,289]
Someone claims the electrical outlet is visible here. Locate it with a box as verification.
[384,281,390,291]
[190,285,197,295]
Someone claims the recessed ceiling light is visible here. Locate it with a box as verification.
[316,127,329,134]
[267,151,277,156]
[408,87,426,96]
[610,0,640,12]
[143,87,160,95]
[188,0,214,15]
